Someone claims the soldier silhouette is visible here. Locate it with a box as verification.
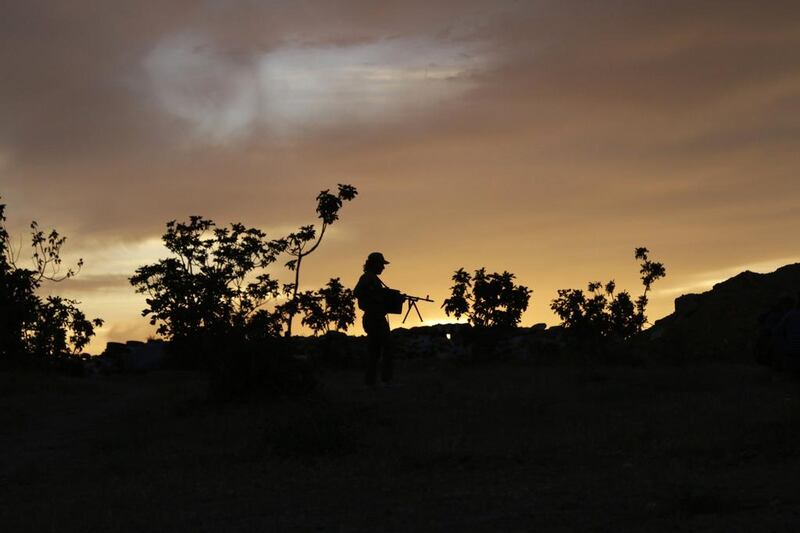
[354,252,394,387]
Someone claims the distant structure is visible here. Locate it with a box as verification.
[103,339,167,371]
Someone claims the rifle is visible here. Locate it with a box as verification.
[400,293,434,324]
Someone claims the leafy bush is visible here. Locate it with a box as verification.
[129,187,357,395]
[130,216,287,348]
[131,184,358,345]
[27,296,103,357]
[550,247,666,341]
[0,198,102,362]
[442,268,532,327]
[295,277,356,336]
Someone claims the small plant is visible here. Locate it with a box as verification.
[284,184,357,336]
[550,247,666,341]
[442,268,532,327]
[296,277,356,336]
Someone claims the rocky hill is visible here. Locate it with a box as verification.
[646,263,800,361]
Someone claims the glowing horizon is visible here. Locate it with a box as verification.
[26,225,800,354]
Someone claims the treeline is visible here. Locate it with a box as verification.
[0,187,666,375]
[441,246,665,343]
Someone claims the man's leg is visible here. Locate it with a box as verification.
[363,314,381,386]
[379,319,393,383]
[365,334,380,386]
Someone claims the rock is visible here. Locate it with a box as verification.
[674,293,701,317]
[104,342,128,357]
[647,263,800,361]
[102,339,166,372]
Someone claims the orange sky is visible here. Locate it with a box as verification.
[2,1,799,353]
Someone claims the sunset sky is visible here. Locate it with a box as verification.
[2,1,799,353]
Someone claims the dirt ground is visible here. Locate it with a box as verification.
[2,359,800,532]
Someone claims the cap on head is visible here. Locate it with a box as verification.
[367,252,390,265]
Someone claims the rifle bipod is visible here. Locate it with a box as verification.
[401,294,434,324]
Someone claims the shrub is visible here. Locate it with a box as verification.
[130,217,287,351]
[27,296,103,357]
[0,198,102,362]
[550,246,666,341]
[296,277,356,336]
[133,185,359,346]
[442,268,532,327]
[283,184,357,335]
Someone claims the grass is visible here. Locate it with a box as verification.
[2,359,800,532]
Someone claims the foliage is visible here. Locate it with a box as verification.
[27,296,102,357]
[284,184,357,335]
[550,247,666,341]
[130,216,287,345]
[0,198,103,360]
[442,268,532,327]
[295,277,356,336]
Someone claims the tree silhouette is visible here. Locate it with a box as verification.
[283,184,357,336]
[0,198,102,359]
[550,247,666,341]
[130,217,287,344]
[442,268,531,327]
[296,277,356,336]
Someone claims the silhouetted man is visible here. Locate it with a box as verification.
[354,252,393,386]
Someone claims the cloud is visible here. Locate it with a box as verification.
[142,32,262,142]
[142,32,487,142]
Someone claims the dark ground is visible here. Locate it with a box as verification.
[2,358,800,532]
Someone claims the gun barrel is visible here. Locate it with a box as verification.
[403,293,434,303]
